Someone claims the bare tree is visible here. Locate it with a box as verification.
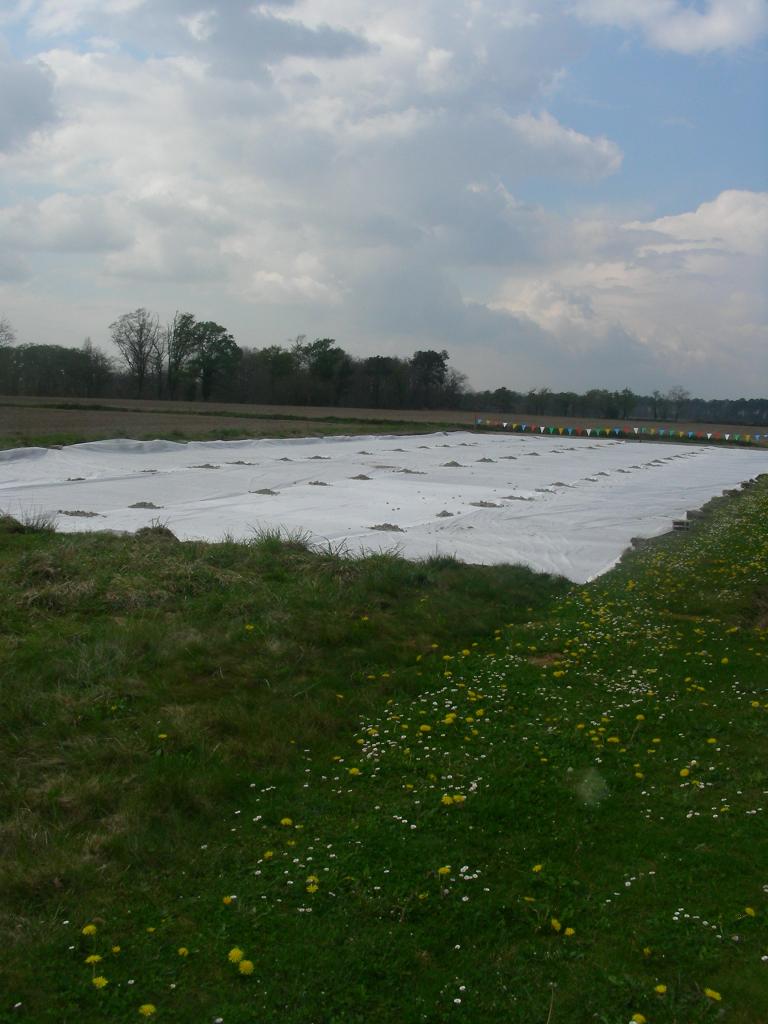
[666,385,691,422]
[109,308,159,397]
[0,316,16,347]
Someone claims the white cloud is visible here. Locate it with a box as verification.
[574,0,768,54]
[0,42,56,149]
[0,192,131,251]
[179,9,217,42]
[24,0,147,37]
[490,190,768,392]
[627,189,768,256]
[503,110,622,178]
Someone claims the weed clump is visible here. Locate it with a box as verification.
[135,523,178,542]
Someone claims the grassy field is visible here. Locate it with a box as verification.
[1,459,767,1021]
[0,401,453,449]
[1,395,763,449]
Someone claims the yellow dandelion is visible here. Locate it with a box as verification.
[84,954,102,964]
[238,959,254,975]
[441,794,454,806]
[280,817,293,827]
[643,946,652,957]
[92,976,108,989]
[704,988,722,1001]
[222,895,235,905]
[178,947,189,957]
[348,767,361,776]
[306,884,319,894]
[228,947,244,963]
[631,1015,647,1024]
[720,657,729,665]
[82,924,97,936]
[679,768,690,778]
[419,724,432,733]
[437,865,451,876]
[263,850,274,860]
[654,983,667,994]
[111,946,121,954]
[138,1005,157,1017]
[745,907,756,917]
[157,733,168,740]
[564,927,575,937]
[532,864,543,873]
[551,918,561,933]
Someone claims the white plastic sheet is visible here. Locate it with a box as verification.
[1,432,765,582]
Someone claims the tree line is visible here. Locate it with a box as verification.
[1,310,766,426]
[0,310,466,410]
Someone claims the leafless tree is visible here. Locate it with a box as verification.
[666,385,691,422]
[149,330,168,398]
[0,316,16,347]
[109,308,159,397]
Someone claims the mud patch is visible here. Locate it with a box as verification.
[528,652,563,666]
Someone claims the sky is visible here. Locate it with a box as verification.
[0,0,766,398]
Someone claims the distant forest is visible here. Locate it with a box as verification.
[1,309,766,426]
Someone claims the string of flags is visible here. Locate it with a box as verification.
[472,419,765,446]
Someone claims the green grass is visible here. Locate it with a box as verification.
[1,480,767,1023]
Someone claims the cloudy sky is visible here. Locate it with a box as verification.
[1,0,766,397]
